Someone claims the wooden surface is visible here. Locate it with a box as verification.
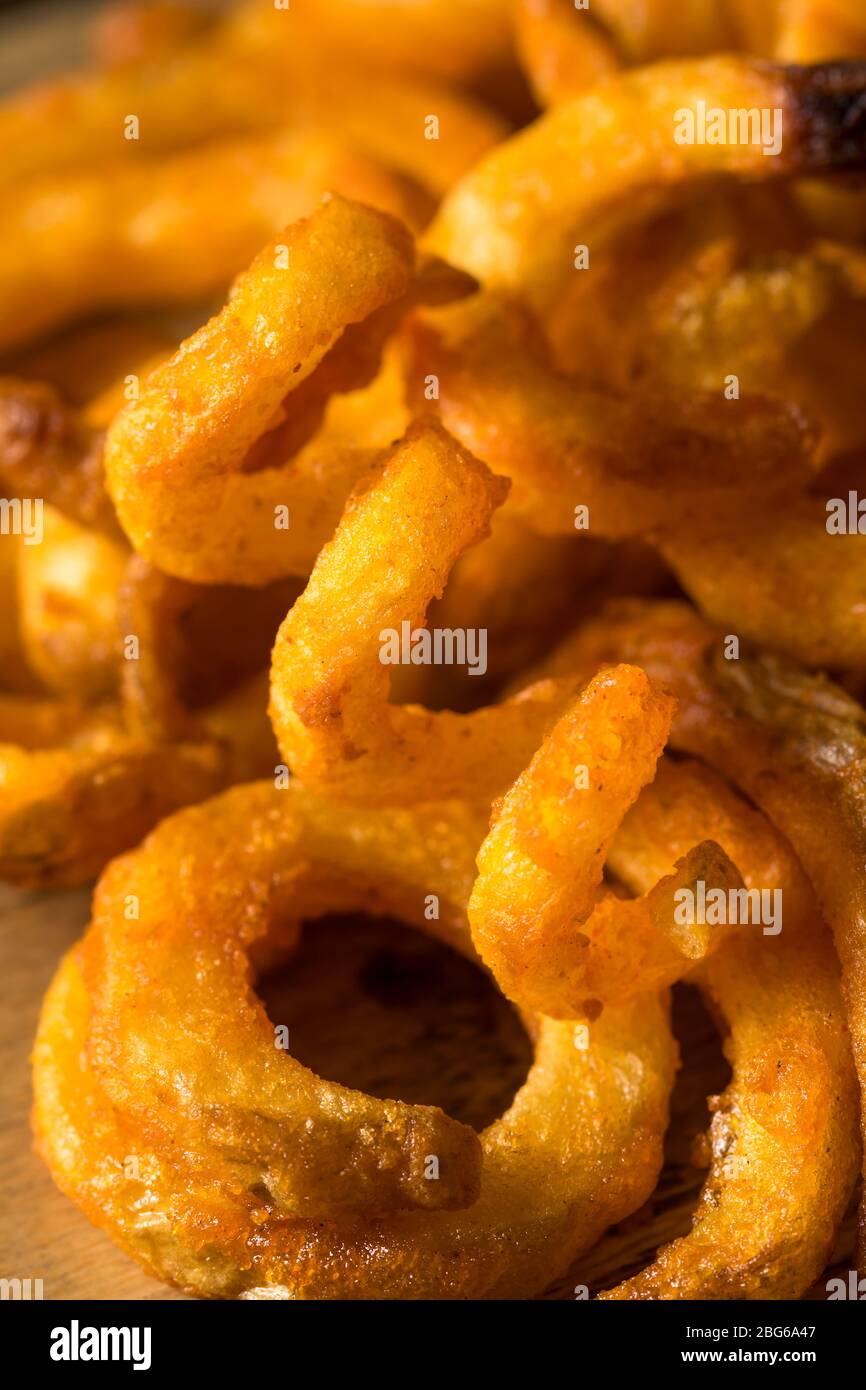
[1,885,855,1300]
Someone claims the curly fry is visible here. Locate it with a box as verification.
[514,0,619,107]
[658,493,866,668]
[235,0,514,82]
[0,31,506,199]
[534,598,866,1268]
[0,133,429,352]
[469,666,744,1018]
[601,758,859,1298]
[105,197,414,584]
[427,58,866,308]
[269,416,594,805]
[34,779,676,1298]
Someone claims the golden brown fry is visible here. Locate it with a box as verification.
[270,417,591,806]
[601,756,859,1299]
[105,197,414,584]
[79,786,484,1220]
[535,598,866,1267]
[0,664,278,890]
[0,30,506,199]
[397,512,614,708]
[469,666,743,1017]
[0,133,429,352]
[34,779,676,1298]
[515,0,737,108]
[427,58,866,309]
[233,0,514,82]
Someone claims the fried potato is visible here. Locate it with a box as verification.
[470,666,743,1017]
[535,598,866,1268]
[427,58,866,309]
[34,779,676,1297]
[105,197,414,584]
[658,494,866,669]
[234,0,514,83]
[0,133,429,352]
[514,0,619,107]
[0,29,506,199]
[602,757,858,1298]
[270,416,596,806]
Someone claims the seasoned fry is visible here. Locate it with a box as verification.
[105,197,414,583]
[428,58,866,308]
[535,598,866,1267]
[469,666,743,1017]
[18,0,866,1306]
[34,779,676,1298]
[602,756,859,1299]
[0,134,429,352]
[270,417,594,806]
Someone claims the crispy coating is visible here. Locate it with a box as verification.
[602,757,859,1298]
[427,58,866,308]
[470,666,744,1017]
[270,416,593,806]
[535,598,866,1268]
[34,780,676,1298]
[105,197,414,584]
[79,785,485,1219]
